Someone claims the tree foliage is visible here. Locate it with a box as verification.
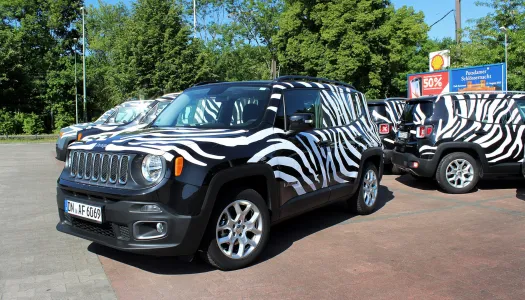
[1,0,522,133]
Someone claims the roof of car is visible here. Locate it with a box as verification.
[367,97,407,105]
[406,96,437,102]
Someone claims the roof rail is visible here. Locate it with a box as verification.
[276,75,355,89]
[193,81,225,87]
[435,91,525,98]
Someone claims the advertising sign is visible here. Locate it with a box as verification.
[429,50,450,72]
[407,71,450,99]
[449,63,506,92]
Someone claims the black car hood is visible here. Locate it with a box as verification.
[68,127,269,165]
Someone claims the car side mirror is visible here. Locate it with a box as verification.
[289,113,315,132]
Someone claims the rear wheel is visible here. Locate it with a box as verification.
[201,189,270,270]
[436,152,479,194]
[348,163,379,215]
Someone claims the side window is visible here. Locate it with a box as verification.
[275,89,321,131]
[455,99,511,125]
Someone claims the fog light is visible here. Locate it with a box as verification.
[140,204,161,213]
[410,161,419,168]
[133,221,168,240]
[156,222,164,233]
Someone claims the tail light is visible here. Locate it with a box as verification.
[416,125,433,138]
[379,124,390,135]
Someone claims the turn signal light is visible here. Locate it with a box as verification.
[59,132,64,138]
[416,125,433,138]
[379,124,390,135]
[76,133,82,141]
[174,157,184,176]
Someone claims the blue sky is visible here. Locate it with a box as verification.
[85,0,491,40]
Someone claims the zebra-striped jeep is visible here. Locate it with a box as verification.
[393,92,525,194]
[56,76,383,270]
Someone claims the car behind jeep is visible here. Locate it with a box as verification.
[56,77,383,270]
[393,92,525,194]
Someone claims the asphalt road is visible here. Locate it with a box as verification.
[1,143,525,299]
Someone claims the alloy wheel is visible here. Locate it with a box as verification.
[216,200,263,259]
[363,169,378,207]
[445,158,474,188]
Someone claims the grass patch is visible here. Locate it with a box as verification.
[0,138,57,144]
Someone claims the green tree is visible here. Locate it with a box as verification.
[456,0,525,90]
[274,0,428,98]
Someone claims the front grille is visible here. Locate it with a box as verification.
[70,217,115,238]
[69,151,130,186]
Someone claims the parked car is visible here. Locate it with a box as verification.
[392,91,525,194]
[55,100,155,161]
[367,98,406,173]
[77,93,179,142]
[56,76,383,270]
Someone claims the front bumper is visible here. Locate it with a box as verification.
[56,144,67,161]
[56,187,207,256]
[392,150,436,178]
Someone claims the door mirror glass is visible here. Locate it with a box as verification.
[289,113,315,132]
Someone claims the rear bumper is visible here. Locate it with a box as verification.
[55,187,207,256]
[392,150,436,177]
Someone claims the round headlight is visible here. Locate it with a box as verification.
[141,154,164,182]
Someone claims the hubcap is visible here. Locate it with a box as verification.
[446,159,474,188]
[216,200,263,259]
[362,169,378,207]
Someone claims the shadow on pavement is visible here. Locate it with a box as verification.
[396,173,525,197]
[89,185,395,273]
[254,185,394,266]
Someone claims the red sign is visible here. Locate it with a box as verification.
[408,71,449,99]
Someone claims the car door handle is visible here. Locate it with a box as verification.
[475,130,488,136]
[317,140,332,147]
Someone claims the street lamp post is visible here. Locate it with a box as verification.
[73,38,78,124]
[500,26,508,91]
[81,6,87,122]
[193,0,197,38]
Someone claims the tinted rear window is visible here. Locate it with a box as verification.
[401,101,434,123]
[368,104,387,122]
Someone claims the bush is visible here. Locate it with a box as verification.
[13,112,27,134]
[0,109,16,135]
[22,113,45,135]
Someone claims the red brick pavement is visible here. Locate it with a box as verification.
[92,175,525,300]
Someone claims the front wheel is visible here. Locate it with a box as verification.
[201,189,270,270]
[436,152,479,194]
[348,162,380,215]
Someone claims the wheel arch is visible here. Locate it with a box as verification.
[351,147,384,195]
[434,143,489,176]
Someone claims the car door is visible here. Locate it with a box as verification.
[273,88,329,218]
[462,95,521,172]
[320,90,371,201]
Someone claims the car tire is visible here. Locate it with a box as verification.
[348,162,380,215]
[200,189,270,271]
[436,152,479,194]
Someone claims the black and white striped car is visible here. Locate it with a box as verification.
[393,92,525,194]
[367,98,406,171]
[56,76,384,270]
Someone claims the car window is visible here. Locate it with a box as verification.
[455,98,511,124]
[275,89,321,131]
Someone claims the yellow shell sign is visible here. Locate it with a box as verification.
[429,50,450,72]
[431,54,445,71]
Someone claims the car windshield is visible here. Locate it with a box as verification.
[140,101,171,124]
[153,84,271,129]
[93,108,116,124]
[106,104,151,125]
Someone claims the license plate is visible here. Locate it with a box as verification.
[64,200,102,223]
[398,131,408,139]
